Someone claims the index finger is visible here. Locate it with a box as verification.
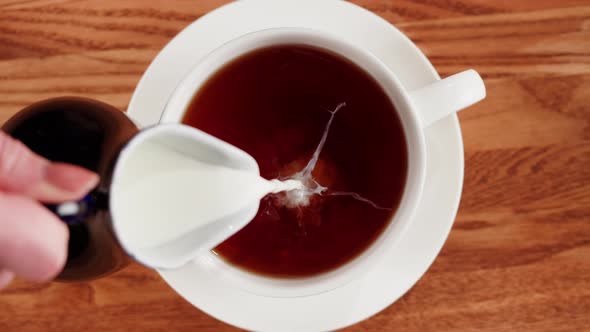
[0,132,99,203]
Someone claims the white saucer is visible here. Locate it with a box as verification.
[127,0,464,331]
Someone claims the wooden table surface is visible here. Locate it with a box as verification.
[0,0,589,331]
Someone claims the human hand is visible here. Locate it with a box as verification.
[0,131,99,289]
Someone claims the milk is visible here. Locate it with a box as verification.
[113,141,303,251]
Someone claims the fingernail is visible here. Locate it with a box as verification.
[44,163,99,195]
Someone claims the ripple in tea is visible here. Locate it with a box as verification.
[183,45,407,277]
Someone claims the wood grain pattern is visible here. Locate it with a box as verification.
[0,0,589,331]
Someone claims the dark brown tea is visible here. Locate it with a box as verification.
[183,45,407,278]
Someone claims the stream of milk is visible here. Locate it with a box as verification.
[114,142,304,250]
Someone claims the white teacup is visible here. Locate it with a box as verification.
[160,27,485,297]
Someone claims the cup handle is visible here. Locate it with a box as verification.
[408,69,486,127]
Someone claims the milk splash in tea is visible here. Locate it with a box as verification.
[273,102,389,211]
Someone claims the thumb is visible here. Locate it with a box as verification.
[0,192,69,283]
[0,131,99,203]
